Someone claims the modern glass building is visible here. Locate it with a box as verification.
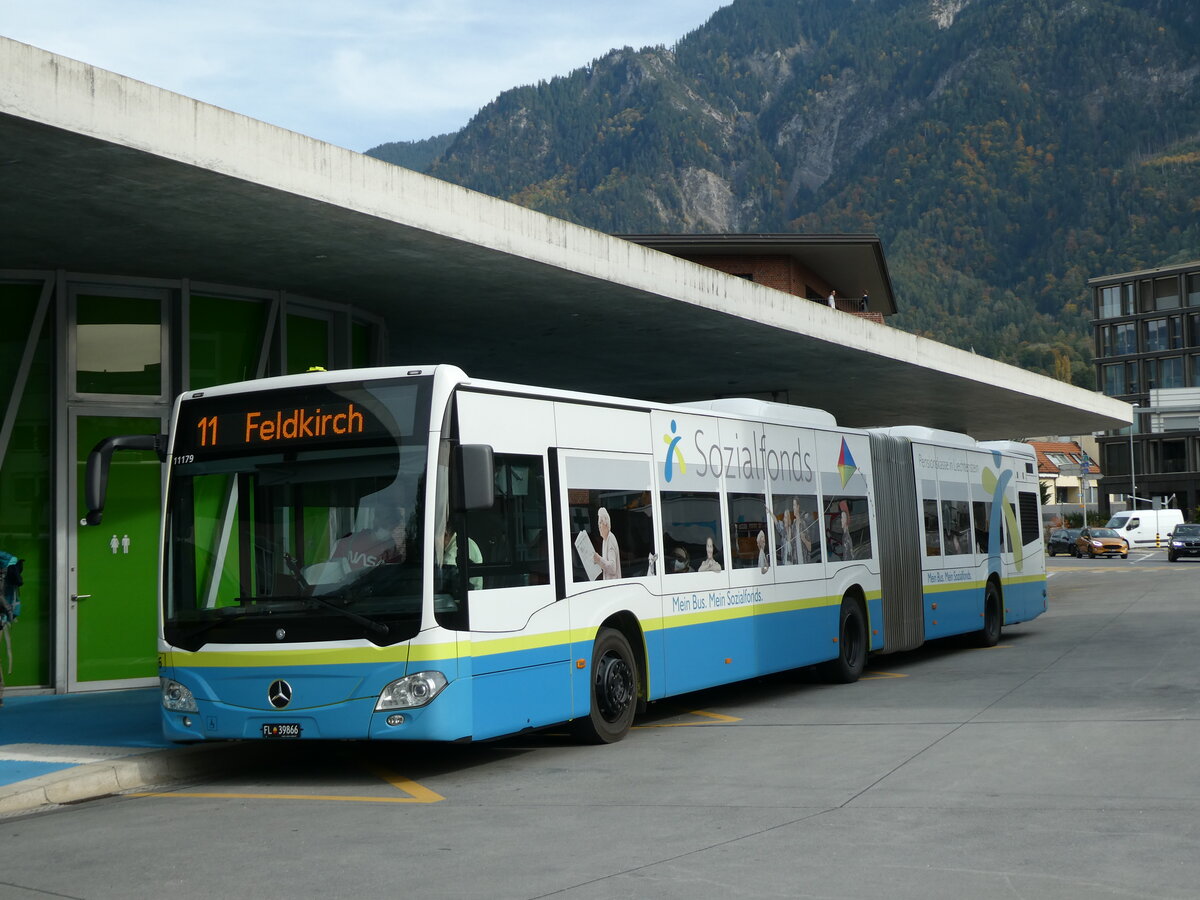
[1090,262,1200,518]
[1,273,381,692]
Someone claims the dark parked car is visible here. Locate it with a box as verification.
[1047,528,1082,556]
[1166,524,1200,562]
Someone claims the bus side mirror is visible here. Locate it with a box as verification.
[456,444,495,512]
[82,433,168,526]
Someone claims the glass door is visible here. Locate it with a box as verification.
[69,410,165,690]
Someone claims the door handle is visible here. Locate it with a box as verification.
[72,594,92,601]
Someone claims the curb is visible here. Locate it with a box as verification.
[0,742,261,818]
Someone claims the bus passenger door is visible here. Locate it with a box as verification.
[930,446,975,639]
[460,453,556,632]
[556,440,661,709]
[453,392,568,738]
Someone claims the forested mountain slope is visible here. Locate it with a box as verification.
[367,0,1200,387]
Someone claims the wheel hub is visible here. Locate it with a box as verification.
[595,652,634,722]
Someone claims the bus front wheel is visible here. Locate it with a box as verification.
[574,627,638,744]
[822,596,867,684]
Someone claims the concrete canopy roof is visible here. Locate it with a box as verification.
[0,36,1130,440]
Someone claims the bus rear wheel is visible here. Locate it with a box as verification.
[976,582,1002,647]
[822,596,867,684]
[574,627,638,744]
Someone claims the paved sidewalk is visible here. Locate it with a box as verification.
[0,689,245,817]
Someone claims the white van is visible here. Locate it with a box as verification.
[1105,509,1185,549]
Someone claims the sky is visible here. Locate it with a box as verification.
[1,1,726,152]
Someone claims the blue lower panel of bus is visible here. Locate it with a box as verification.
[756,603,848,676]
[163,648,575,743]
[924,586,984,641]
[662,615,756,696]
[661,599,872,697]
[468,660,572,740]
[1005,577,1048,623]
[162,658,472,743]
[924,577,1047,641]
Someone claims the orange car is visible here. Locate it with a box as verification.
[1074,527,1129,559]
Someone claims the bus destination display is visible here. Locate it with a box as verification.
[195,403,366,448]
[174,392,390,461]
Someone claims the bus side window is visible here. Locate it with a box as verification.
[825,495,872,561]
[563,454,657,583]
[972,501,992,554]
[463,454,549,589]
[727,492,768,570]
[941,499,971,556]
[923,498,941,556]
[662,490,723,574]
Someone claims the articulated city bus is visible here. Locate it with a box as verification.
[86,364,1047,744]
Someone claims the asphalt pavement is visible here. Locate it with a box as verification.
[1,551,1193,834]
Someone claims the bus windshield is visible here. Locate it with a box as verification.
[164,377,431,651]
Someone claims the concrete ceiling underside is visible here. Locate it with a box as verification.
[0,110,1126,440]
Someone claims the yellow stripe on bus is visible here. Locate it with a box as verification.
[161,589,890,669]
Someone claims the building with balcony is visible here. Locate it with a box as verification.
[1090,262,1200,518]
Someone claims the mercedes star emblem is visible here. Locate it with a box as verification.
[268,679,293,709]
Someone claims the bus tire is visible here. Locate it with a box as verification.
[822,596,867,684]
[976,582,1002,648]
[574,627,638,744]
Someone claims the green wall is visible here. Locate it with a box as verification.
[0,283,54,687]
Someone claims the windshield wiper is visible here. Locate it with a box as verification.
[238,593,391,636]
[281,552,388,635]
[170,605,262,650]
[302,593,389,636]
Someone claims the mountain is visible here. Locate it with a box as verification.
[365,0,1200,389]
[367,132,455,172]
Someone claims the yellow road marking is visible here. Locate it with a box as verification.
[861,670,908,680]
[361,764,446,802]
[131,763,444,804]
[634,708,741,729]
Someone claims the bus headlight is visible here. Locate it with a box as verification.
[375,671,448,711]
[161,678,198,713]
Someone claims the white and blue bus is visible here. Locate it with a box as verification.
[86,364,1047,744]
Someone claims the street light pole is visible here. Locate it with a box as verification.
[1129,428,1137,511]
